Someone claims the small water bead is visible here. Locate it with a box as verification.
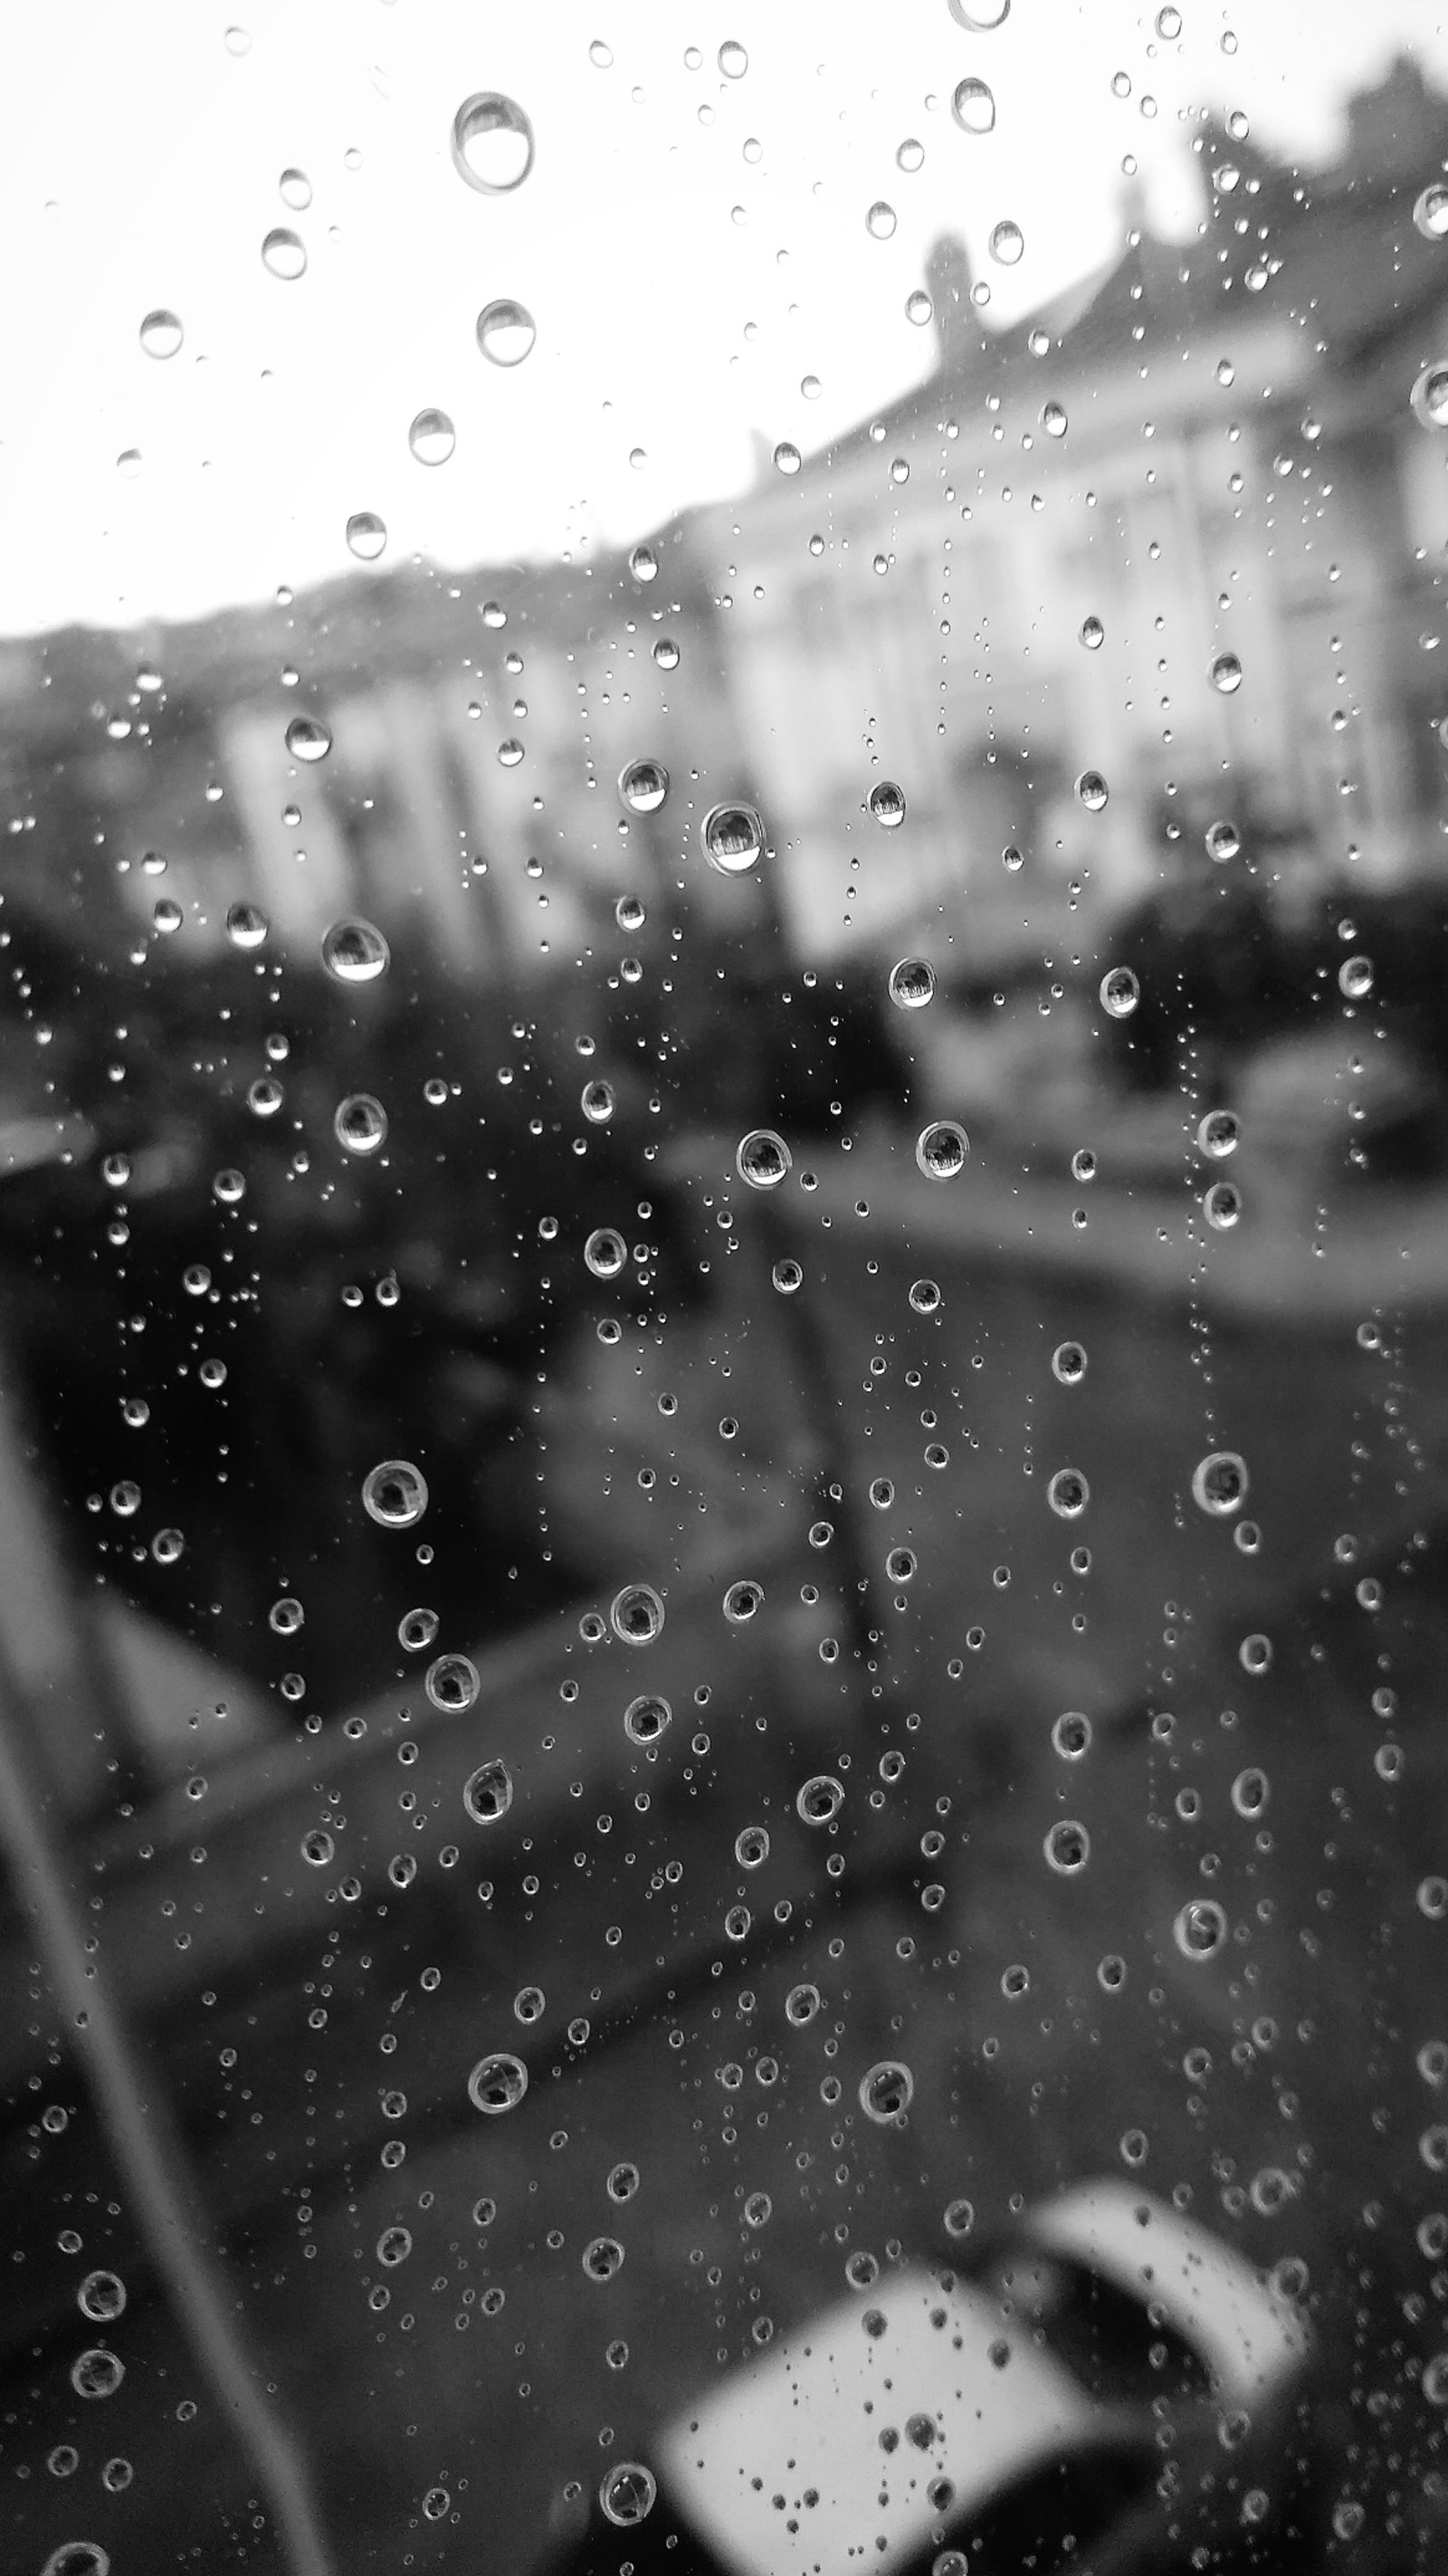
[1192,1450,1248,1515]
[583,2234,625,2281]
[860,2060,914,2122]
[153,896,183,933]
[71,2349,124,2399]
[600,2464,656,2528]
[213,1168,245,1205]
[724,1577,765,1626]
[736,1825,770,1869]
[1338,954,1374,1001]
[322,917,390,983]
[42,2551,110,2576]
[497,739,525,768]
[1415,185,1448,242]
[1204,1180,1242,1230]
[261,227,306,281]
[618,758,669,815]
[948,0,1010,23]
[139,307,183,358]
[424,1653,480,1714]
[951,78,995,134]
[1052,1340,1087,1386]
[345,510,387,563]
[277,167,312,210]
[615,895,646,934]
[1041,401,1068,439]
[1234,1520,1262,1555]
[785,1981,821,2026]
[1412,365,1448,431]
[245,1077,281,1119]
[408,408,456,466]
[915,1120,968,1180]
[285,713,331,765]
[896,138,924,172]
[1174,1898,1228,1961]
[1099,967,1138,1019]
[1240,1630,1272,1675]
[224,900,269,951]
[1001,843,1024,873]
[451,92,535,192]
[581,1079,615,1125]
[888,958,935,1010]
[1076,768,1110,812]
[870,1476,895,1509]
[1231,1767,1270,1819]
[269,1597,304,1639]
[700,801,764,873]
[718,36,748,74]
[376,2223,413,2267]
[462,1758,513,1824]
[1079,615,1104,651]
[78,2271,126,2323]
[1047,1468,1089,1519]
[476,299,536,366]
[628,543,657,584]
[797,1774,843,1825]
[885,1546,917,1585]
[771,1257,803,1293]
[611,1582,665,1645]
[943,2197,975,2239]
[199,1359,227,1388]
[866,200,898,239]
[910,1277,943,1313]
[585,1228,627,1281]
[1210,652,1243,696]
[869,779,907,828]
[905,289,934,327]
[989,219,1024,266]
[624,1693,672,1747]
[362,1459,428,1529]
[1044,1818,1090,1874]
[653,635,680,670]
[334,1093,387,1157]
[773,441,802,476]
[468,2051,528,2113]
[736,1127,791,1189]
[1197,1109,1240,1158]
[1053,1711,1092,1759]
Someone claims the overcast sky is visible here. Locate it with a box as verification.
[2,0,1446,636]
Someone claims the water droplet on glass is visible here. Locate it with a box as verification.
[361,1459,428,1529]
[1197,1108,1240,1157]
[1204,1179,1242,1230]
[771,1256,803,1293]
[279,166,311,209]
[425,1653,479,1713]
[1155,3,1182,33]
[723,1579,765,1624]
[618,757,669,814]
[786,1982,821,2024]
[624,1693,672,1744]
[772,440,801,475]
[652,634,680,670]
[409,408,456,465]
[261,228,307,281]
[611,1582,665,1645]
[346,510,387,561]
[1192,1450,1248,1516]
[585,1227,627,1280]
[1047,1467,1089,1518]
[615,893,646,931]
[628,543,657,583]
[452,92,535,192]
[212,1168,245,1205]
[989,219,1024,266]
[1052,1340,1087,1385]
[1053,1711,1091,1759]
[600,2464,657,2528]
[43,2547,109,2576]
[1076,768,1110,811]
[860,2059,913,2122]
[581,1078,614,1125]
[1099,966,1138,1018]
[701,801,764,873]
[399,1606,439,1652]
[718,39,748,77]
[905,289,934,326]
[951,77,996,134]
[1205,816,1240,861]
[1413,364,1448,430]
[589,38,613,69]
[285,713,331,764]
[888,958,935,1010]
[468,2051,528,2113]
[476,299,536,366]
[896,138,924,173]
[866,200,898,239]
[1415,185,1448,241]
[78,2272,126,2323]
[797,1774,843,1825]
[1231,1767,1270,1818]
[1210,651,1243,694]
[463,1758,513,1823]
[322,917,390,983]
[153,896,183,933]
[736,1128,792,1189]
[1174,1897,1228,1960]
[909,1277,942,1313]
[139,308,183,358]
[1042,400,1068,438]
[1076,615,1105,653]
[1044,1818,1090,1874]
[225,901,269,949]
[1338,954,1374,1000]
[1238,1631,1272,1675]
[915,1120,968,1179]
[71,2349,124,2399]
[333,1092,387,1157]
[869,779,907,829]
[948,0,1009,22]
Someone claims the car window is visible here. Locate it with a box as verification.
[5,9,1448,2574]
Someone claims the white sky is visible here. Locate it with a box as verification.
[2,0,1446,636]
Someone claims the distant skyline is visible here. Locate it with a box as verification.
[2,0,1447,636]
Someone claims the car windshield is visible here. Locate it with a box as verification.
[4,9,1448,2575]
